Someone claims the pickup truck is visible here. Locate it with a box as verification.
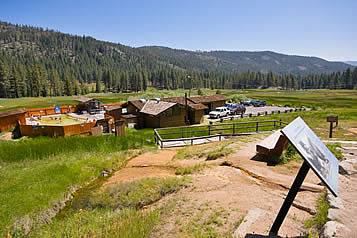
[209,107,230,119]
[226,103,246,115]
[253,100,266,107]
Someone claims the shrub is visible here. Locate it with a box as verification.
[326,143,343,161]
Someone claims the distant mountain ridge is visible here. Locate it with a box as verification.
[345,61,357,66]
[139,46,351,75]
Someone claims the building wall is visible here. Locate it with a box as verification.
[212,100,226,109]
[127,103,141,115]
[159,106,185,128]
[143,114,160,128]
[189,109,204,124]
[106,108,122,121]
[0,113,26,132]
[143,106,185,128]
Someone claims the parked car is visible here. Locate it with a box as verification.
[242,99,255,106]
[253,100,266,107]
[209,107,230,119]
[226,103,246,115]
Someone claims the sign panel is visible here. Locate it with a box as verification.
[54,106,60,114]
[327,116,338,123]
[281,117,339,196]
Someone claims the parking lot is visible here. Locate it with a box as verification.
[206,106,308,122]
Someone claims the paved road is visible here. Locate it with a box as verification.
[206,106,307,122]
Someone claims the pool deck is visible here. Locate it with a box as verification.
[25,113,105,126]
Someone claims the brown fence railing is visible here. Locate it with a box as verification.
[19,121,96,137]
[154,120,288,148]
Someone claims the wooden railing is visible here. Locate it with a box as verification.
[154,120,288,148]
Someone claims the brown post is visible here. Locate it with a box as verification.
[185,92,188,125]
[115,120,125,136]
[329,122,333,138]
[256,121,259,132]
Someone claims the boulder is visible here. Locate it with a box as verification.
[339,159,357,175]
[327,208,340,220]
[321,221,350,238]
[326,193,344,209]
[232,208,266,238]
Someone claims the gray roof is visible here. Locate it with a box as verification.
[140,100,176,116]
[75,97,101,103]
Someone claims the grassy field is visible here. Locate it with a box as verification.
[29,177,188,238]
[1,88,356,112]
[1,88,356,236]
[0,128,154,234]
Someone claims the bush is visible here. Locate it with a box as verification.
[326,143,343,161]
[215,89,221,95]
[231,94,247,103]
[197,88,204,96]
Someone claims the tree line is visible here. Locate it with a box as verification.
[0,60,356,98]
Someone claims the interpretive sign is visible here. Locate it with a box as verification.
[270,117,339,235]
[327,116,338,123]
[282,117,339,196]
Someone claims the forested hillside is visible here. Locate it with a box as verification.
[0,21,356,98]
[139,46,351,74]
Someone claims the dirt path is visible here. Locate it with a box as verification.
[147,138,323,237]
[103,149,178,187]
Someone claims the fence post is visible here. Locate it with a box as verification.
[208,125,211,135]
[279,119,282,128]
[161,140,163,149]
[181,128,184,138]
[191,138,193,145]
[274,120,276,129]
[233,124,235,135]
[219,134,221,141]
[256,121,259,133]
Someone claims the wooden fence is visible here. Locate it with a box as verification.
[154,120,288,148]
[26,105,78,117]
[19,121,96,137]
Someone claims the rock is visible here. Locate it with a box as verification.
[327,193,344,209]
[327,208,340,220]
[232,208,266,238]
[321,221,350,238]
[339,159,357,175]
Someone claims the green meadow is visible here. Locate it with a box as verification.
[0,88,356,236]
[0,129,154,234]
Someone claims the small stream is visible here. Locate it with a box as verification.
[55,175,109,219]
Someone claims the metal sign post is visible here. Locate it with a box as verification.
[269,117,339,236]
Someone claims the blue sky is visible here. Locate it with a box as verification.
[1,0,356,61]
